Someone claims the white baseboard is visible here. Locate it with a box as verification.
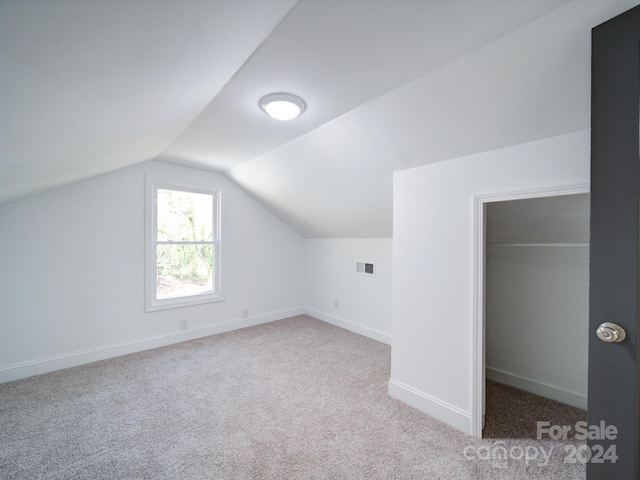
[0,307,305,384]
[388,378,472,435]
[304,307,391,345]
[486,367,587,410]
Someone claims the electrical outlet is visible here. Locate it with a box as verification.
[242,308,249,319]
[334,300,339,309]
[180,319,189,330]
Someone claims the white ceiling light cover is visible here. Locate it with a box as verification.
[260,93,306,120]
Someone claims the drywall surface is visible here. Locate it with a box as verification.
[390,130,590,433]
[227,0,638,239]
[0,160,304,381]
[485,244,589,409]
[303,238,392,344]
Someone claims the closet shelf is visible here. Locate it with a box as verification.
[487,242,589,247]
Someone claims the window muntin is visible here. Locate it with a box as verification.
[146,181,221,311]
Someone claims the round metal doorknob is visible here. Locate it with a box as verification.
[596,322,626,343]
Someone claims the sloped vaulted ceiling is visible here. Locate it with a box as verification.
[1,0,638,237]
[0,0,297,204]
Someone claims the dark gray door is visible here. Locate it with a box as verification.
[590,6,640,479]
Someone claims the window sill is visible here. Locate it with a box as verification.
[145,294,225,313]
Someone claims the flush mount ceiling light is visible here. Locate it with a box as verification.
[260,93,306,121]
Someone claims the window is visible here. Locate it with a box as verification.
[146,180,222,311]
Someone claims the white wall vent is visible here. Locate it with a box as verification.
[355,261,375,276]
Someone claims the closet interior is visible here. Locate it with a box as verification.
[483,193,590,438]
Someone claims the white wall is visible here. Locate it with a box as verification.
[389,130,590,434]
[0,160,304,382]
[303,238,392,344]
[485,245,589,409]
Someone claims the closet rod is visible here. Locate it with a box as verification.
[487,242,589,248]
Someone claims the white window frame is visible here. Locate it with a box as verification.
[145,178,223,312]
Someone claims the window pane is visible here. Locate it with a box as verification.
[157,189,214,242]
[156,244,214,300]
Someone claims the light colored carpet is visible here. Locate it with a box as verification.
[0,315,586,479]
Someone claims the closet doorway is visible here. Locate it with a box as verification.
[472,187,590,438]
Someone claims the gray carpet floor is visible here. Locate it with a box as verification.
[484,381,586,441]
[0,315,586,479]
